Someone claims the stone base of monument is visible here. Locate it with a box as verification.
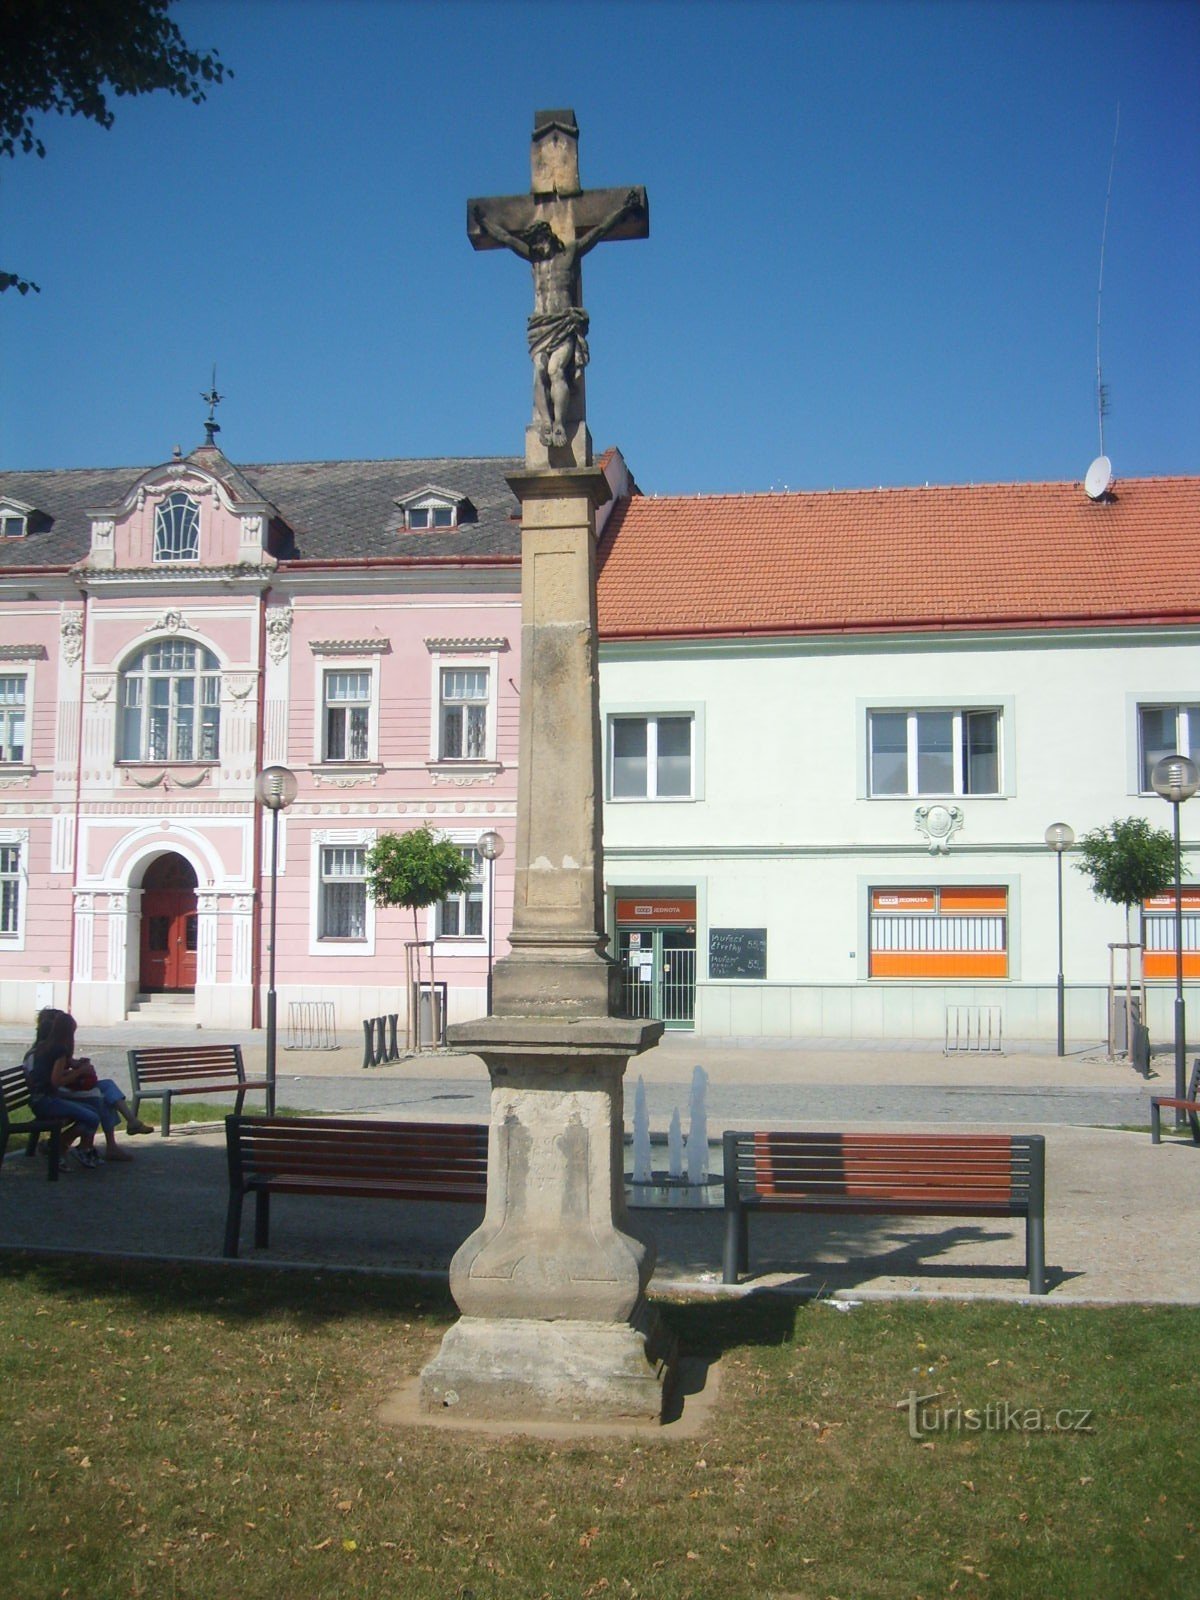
[418,1013,674,1422]
[418,1299,676,1423]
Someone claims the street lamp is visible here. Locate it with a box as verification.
[1150,754,1199,1120]
[1044,822,1075,1057]
[477,829,506,1015]
[255,764,297,1114]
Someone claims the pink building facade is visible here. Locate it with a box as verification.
[0,439,630,1031]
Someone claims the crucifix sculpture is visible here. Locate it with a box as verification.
[418,111,671,1426]
[468,109,649,467]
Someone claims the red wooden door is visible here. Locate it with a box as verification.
[139,855,198,992]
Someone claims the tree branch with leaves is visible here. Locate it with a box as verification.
[1,0,231,293]
[363,827,475,1012]
[1074,816,1180,943]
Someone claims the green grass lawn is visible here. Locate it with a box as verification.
[1,1256,1195,1600]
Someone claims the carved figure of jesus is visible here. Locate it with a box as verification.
[471,190,644,448]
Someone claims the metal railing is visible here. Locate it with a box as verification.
[285,1000,338,1051]
[944,1004,1004,1055]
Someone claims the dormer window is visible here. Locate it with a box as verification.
[0,499,33,539]
[154,492,201,562]
[408,504,456,530]
[395,484,470,533]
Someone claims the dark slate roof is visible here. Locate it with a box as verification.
[0,451,524,568]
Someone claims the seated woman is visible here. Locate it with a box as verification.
[24,1009,152,1166]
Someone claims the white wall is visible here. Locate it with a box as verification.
[600,625,1200,1040]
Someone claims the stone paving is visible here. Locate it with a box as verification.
[2,1023,1196,1304]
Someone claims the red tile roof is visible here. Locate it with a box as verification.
[596,476,1200,639]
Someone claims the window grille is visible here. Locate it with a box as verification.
[153,492,201,561]
[869,887,1008,978]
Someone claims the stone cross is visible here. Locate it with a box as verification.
[468,108,648,468]
[417,112,672,1424]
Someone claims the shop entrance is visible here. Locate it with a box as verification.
[615,896,696,1029]
[139,853,199,993]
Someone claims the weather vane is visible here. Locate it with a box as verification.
[201,366,224,446]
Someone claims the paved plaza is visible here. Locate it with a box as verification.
[2,1024,1196,1305]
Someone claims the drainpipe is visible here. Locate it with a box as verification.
[65,590,89,1016]
[251,587,268,1030]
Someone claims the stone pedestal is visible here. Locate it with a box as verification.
[419,1015,670,1422]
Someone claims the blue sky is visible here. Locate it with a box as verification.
[2,0,1196,493]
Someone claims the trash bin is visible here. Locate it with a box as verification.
[417,982,446,1048]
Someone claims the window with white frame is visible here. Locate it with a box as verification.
[120,641,221,762]
[318,845,367,939]
[437,847,484,937]
[153,492,201,562]
[440,668,488,759]
[868,707,1000,797]
[0,843,20,936]
[609,713,694,799]
[1,510,27,539]
[408,503,456,530]
[1138,705,1200,792]
[0,676,27,762]
[323,670,371,761]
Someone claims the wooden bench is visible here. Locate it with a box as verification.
[128,1044,268,1137]
[1150,1060,1200,1145]
[0,1065,74,1182]
[223,1115,489,1257]
[722,1129,1047,1294]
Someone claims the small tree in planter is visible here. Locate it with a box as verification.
[1075,816,1179,1054]
[364,827,473,1046]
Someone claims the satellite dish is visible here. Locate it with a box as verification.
[1084,455,1113,500]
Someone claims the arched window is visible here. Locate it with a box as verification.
[120,641,221,762]
[154,492,200,562]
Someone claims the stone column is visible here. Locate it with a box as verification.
[419,477,669,1425]
[490,468,620,1021]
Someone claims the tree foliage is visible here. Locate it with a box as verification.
[1,0,230,293]
[1074,816,1179,940]
[364,827,473,914]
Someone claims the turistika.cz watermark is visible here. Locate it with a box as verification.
[897,1390,1095,1440]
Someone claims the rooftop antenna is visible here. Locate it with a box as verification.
[201,365,224,447]
[1086,105,1120,501]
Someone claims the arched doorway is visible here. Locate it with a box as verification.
[139,853,199,993]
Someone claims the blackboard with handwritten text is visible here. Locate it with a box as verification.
[708,927,767,979]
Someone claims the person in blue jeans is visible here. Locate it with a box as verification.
[23,1010,151,1167]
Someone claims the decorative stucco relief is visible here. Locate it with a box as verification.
[265,608,293,663]
[914,803,964,854]
[423,636,509,652]
[61,612,84,665]
[137,474,212,511]
[152,608,194,634]
[310,638,392,656]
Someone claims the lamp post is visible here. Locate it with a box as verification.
[1044,822,1075,1057]
[477,830,505,1016]
[1150,754,1199,1120]
[255,765,297,1115]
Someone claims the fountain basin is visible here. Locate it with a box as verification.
[623,1133,724,1210]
